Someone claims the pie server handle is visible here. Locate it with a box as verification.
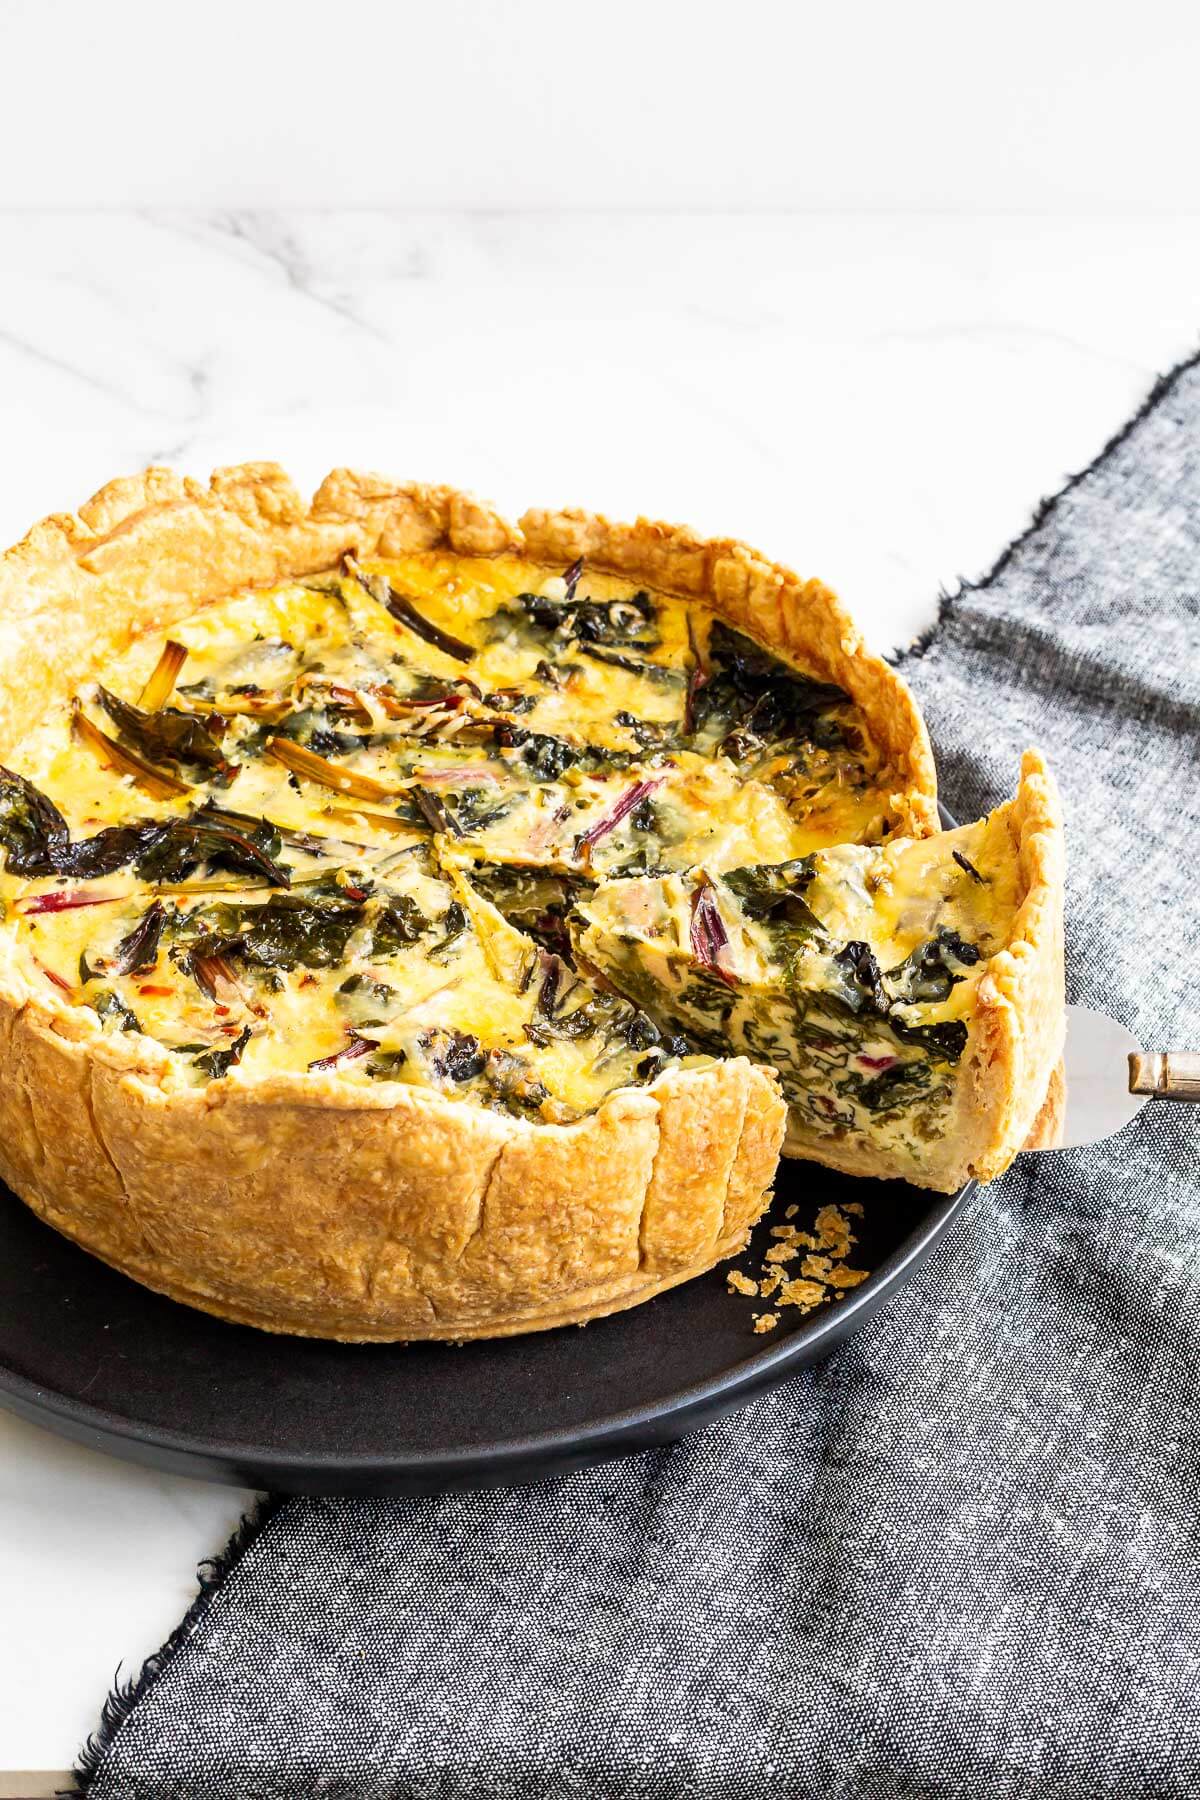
[1128,1052,1200,1101]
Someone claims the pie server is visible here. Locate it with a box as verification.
[1042,1003,1200,1151]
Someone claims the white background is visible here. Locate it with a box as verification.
[1,2,1199,1779]
[2,0,1200,211]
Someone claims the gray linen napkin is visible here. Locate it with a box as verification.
[78,352,1200,1799]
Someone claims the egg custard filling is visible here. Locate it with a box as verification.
[0,552,909,1126]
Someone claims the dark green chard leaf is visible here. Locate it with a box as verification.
[368,893,429,955]
[93,989,140,1033]
[613,711,685,753]
[515,589,658,649]
[886,1015,969,1061]
[481,688,538,715]
[0,765,71,875]
[247,707,370,759]
[722,858,825,947]
[525,988,686,1061]
[491,726,582,782]
[95,686,232,776]
[110,901,167,975]
[575,644,681,685]
[468,865,593,960]
[427,900,469,960]
[845,1059,934,1112]
[828,940,891,1015]
[194,1025,252,1078]
[886,927,980,1006]
[419,1027,486,1083]
[178,893,363,972]
[488,723,638,784]
[136,806,290,887]
[0,768,209,883]
[478,1048,555,1117]
[436,788,514,835]
[690,621,848,754]
[62,822,171,881]
[337,972,397,1028]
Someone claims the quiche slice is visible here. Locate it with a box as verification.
[572,750,1064,1193]
[0,464,1052,1341]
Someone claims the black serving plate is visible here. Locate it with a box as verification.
[0,1163,973,1495]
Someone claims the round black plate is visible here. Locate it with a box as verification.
[0,1164,973,1494]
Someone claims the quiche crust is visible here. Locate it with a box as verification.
[0,461,954,1341]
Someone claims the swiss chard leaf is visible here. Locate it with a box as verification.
[515,589,658,649]
[722,858,824,945]
[887,1015,969,1062]
[575,644,680,685]
[828,940,890,1015]
[181,893,362,972]
[613,711,685,754]
[135,806,289,887]
[0,765,70,875]
[0,767,177,882]
[194,1024,252,1078]
[111,901,167,976]
[886,927,980,1006]
[846,1059,934,1112]
[93,989,140,1033]
[368,893,429,956]
[96,687,231,774]
[467,865,592,961]
[427,900,469,960]
[418,1027,486,1083]
[691,621,848,754]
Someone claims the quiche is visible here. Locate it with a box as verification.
[0,466,1063,1341]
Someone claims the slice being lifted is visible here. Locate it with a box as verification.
[573,750,1064,1193]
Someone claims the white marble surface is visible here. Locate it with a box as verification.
[3,3,1200,212]
[1,209,1198,1772]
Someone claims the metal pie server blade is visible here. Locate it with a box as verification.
[1042,1002,1200,1152]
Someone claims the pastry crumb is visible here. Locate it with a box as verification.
[812,1204,853,1258]
[778,1277,826,1311]
[731,1201,867,1331]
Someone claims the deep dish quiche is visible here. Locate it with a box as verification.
[0,466,1063,1340]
